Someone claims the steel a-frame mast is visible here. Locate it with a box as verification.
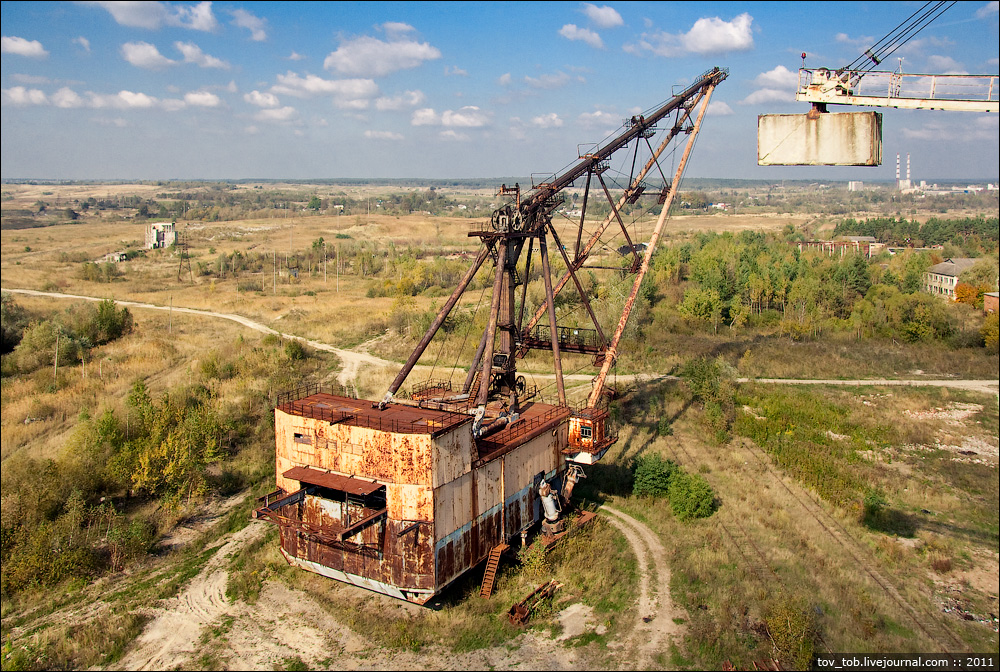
[382,67,727,424]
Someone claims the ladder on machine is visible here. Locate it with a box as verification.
[479,543,509,599]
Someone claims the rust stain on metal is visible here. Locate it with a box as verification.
[257,69,727,604]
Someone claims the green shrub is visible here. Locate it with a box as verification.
[667,471,717,521]
[517,539,549,580]
[633,454,677,498]
[764,597,819,670]
[284,339,307,361]
[982,313,999,354]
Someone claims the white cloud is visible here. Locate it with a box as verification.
[707,100,734,116]
[382,22,416,38]
[184,91,221,107]
[442,106,489,127]
[444,65,469,76]
[52,87,84,108]
[255,106,297,122]
[111,90,158,109]
[439,130,470,141]
[160,97,187,112]
[231,8,267,41]
[90,1,217,31]
[2,86,48,106]
[244,90,280,108]
[976,1,998,19]
[753,65,798,89]
[272,72,380,109]
[582,4,623,29]
[740,88,795,105]
[578,109,617,128]
[175,41,229,69]
[1,36,49,58]
[2,83,226,112]
[741,65,799,106]
[531,113,564,128]
[925,55,967,75]
[498,73,512,86]
[411,108,439,126]
[524,71,574,89]
[288,51,305,61]
[73,36,91,53]
[626,13,753,57]
[375,90,426,111]
[364,130,404,140]
[559,24,603,49]
[324,30,441,77]
[121,41,176,69]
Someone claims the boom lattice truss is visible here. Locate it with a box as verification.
[381,67,728,430]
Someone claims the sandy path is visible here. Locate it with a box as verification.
[600,505,686,669]
[107,509,683,671]
[114,522,267,671]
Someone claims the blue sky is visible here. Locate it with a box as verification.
[2,1,998,181]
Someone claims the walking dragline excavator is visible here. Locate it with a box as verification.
[254,67,728,604]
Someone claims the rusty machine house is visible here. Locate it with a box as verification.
[254,67,728,604]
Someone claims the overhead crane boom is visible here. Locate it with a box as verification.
[519,67,730,223]
[796,68,998,113]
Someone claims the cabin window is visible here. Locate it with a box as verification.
[310,485,387,527]
[293,432,312,444]
[580,425,593,439]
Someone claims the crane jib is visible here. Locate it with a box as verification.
[521,67,729,216]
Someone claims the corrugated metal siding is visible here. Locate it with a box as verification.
[432,421,566,592]
[432,426,473,489]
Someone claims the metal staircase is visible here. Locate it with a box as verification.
[479,543,509,598]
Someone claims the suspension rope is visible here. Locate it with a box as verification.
[845,1,955,73]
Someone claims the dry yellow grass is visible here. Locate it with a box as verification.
[0,298,253,463]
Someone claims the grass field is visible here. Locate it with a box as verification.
[2,182,997,669]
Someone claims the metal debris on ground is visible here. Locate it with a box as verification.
[508,579,562,626]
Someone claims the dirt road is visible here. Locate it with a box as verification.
[2,288,394,390]
[102,509,678,670]
[4,288,996,397]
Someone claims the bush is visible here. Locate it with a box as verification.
[764,596,819,670]
[667,471,717,521]
[284,339,307,361]
[633,454,718,521]
[982,313,999,354]
[517,539,549,580]
[633,454,677,498]
[1,293,29,354]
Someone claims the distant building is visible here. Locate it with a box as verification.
[923,258,978,299]
[848,181,864,192]
[985,292,999,315]
[146,222,177,249]
[796,239,884,258]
